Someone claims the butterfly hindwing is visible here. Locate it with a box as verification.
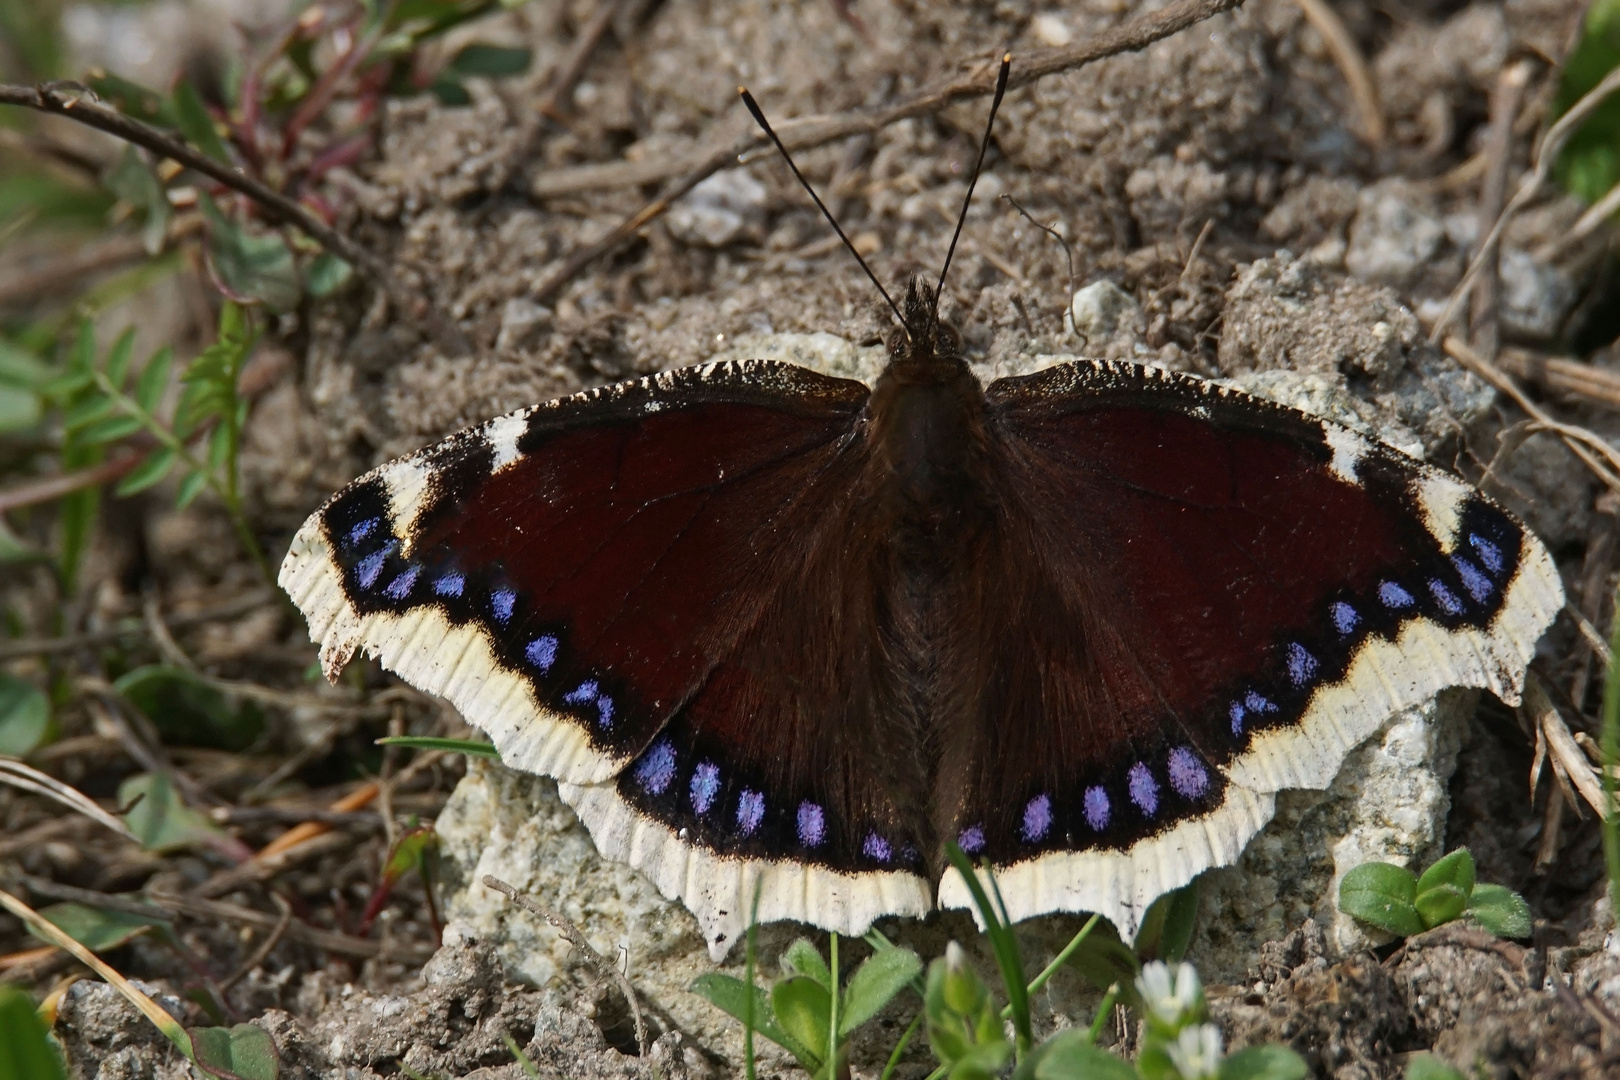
[932,360,1560,932]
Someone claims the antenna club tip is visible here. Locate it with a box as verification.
[737,86,748,96]
[1002,52,1012,63]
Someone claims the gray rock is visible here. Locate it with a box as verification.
[1345,182,1446,288]
[1497,247,1576,342]
[1219,252,1495,459]
[1067,279,1143,357]
[666,170,768,248]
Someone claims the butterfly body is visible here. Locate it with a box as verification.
[282,292,1562,958]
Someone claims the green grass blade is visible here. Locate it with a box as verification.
[942,842,1031,1056]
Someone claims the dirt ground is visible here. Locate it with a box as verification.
[6,0,1620,1076]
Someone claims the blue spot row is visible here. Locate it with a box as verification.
[1015,746,1212,845]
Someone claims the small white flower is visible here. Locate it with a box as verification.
[1165,1023,1224,1080]
[1136,961,1204,1028]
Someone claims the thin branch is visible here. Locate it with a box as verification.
[484,874,648,1055]
[0,587,276,661]
[1430,63,1620,344]
[0,81,471,355]
[528,0,1244,301]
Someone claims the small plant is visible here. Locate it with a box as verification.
[43,300,270,581]
[692,931,923,1078]
[1338,847,1531,940]
[927,843,1309,1080]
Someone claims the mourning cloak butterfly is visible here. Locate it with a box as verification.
[280,58,1562,959]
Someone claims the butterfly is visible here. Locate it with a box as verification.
[280,58,1562,959]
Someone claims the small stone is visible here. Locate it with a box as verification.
[1031,12,1072,46]
[1497,247,1576,341]
[495,298,551,353]
[1068,279,1142,350]
[666,169,768,248]
[1345,181,1445,287]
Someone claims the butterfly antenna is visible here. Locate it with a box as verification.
[933,53,1012,320]
[739,87,908,336]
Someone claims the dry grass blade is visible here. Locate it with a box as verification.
[1442,336,1620,493]
[483,874,648,1055]
[1292,0,1384,146]
[1496,348,1620,411]
[1430,64,1620,344]
[1521,675,1610,819]
[0,888,195,1059]
[0,757,135,841]
[1538,176,1620,263]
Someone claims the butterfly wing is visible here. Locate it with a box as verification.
[934,360,1561,936]
[280,360,933,953]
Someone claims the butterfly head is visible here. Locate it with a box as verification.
[888,277,962,374]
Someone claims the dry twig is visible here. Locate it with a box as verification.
[1521,674,1609,819]
[528,0,1243,301]
[483,874,648,1055]
[0,81,470,355]
[1471,61,1535,359]
[0,588,277,661]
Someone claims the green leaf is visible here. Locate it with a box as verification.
[1064,925,1141,1008]
[84,71,175,125]
[208,422,233,471]
[0,383,43,433]
[115,665,262,751]
[380,826,438,886]
[134,347,174,413]
[305,252,353,297]
[771,976,830,1070]
[103,328,136,390]
[60,392,116,433]
[200,196,302,312]
[0,672,52,756]
[176,469,209,508]
[105,146,171,255]
[1338,861,1424,937]
[1219,1045,1311,1080]
[1552,1,1620,203]
[171,80,231,164]
[839,946,921,1035]
[115,448,180,497]
[76,413,145,446]
[429,78,472,106]
[1404,1053,1466,1080]
[0,339,53,389]
[782,937,833,989]
[688,973,811,1064]
[0,985,68,1080]
[118,772,227,853]
[1465,884,1533,940]
[1415,849,1475,899]
[190,1023,280,1080]
[1134,882,1199,963]
[30,902,166,952]
[1012,1030,1133,1080]
[447,43,532,77]
[943,842,1032,1054]
[375,736,500,756]
[1414,883,1469,930]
